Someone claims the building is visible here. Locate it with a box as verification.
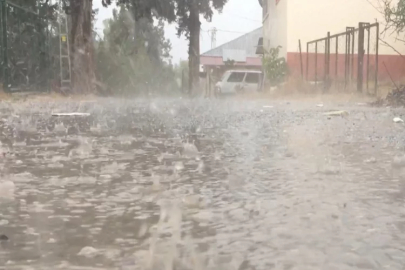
[260,0,405,83]
[200,27,263,81]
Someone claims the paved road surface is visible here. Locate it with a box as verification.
[0,98,405,270]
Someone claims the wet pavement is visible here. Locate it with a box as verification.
[0,98,405,270]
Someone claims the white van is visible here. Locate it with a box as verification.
[215,70,263,95]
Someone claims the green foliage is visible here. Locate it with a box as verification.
[383,0,405,34]
[102,0,230,93]
[262,46,288,86]
[102,0,176,22]
[173,60,189,91]
[102,0,229,34]
[95,7,179,96]
[174,0,228,36]
[224,59,235,67]
[0,0,58,90]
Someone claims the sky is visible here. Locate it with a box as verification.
[93,0,262,63]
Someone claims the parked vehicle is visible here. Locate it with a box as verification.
[215,70,263,96]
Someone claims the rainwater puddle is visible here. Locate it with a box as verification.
[0,99,404,269]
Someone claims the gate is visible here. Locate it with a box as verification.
[306,22,379,94]
[0,0,51,92]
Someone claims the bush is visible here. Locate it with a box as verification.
[262,46,288,86]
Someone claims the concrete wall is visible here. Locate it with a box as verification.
[262,0,288,57]
[287,0,404,55]
[283,0,405,81]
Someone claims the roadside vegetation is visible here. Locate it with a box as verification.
[9,0,229,96]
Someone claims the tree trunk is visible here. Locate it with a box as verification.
[70,0,95,94]
[188,1,200,96]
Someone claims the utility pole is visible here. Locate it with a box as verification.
[210,27,217,49]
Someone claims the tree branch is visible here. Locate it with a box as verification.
[379,38,405,61]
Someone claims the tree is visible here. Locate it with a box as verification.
[1,0,57,91]
[95,7,178,96]
[174,0,229,95]
[174,60,189,92]
[62,0,95,93]
[103,0,176,21]
[103,0,229,95]
[382,0,405,32]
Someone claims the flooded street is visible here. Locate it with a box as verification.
[0,98,405,270]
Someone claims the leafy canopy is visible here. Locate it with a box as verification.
[383,0,405,34]
[102,0,229,37]
[175,0,228,36]
[95,7,178,95]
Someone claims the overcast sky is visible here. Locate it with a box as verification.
[93,0,262,63]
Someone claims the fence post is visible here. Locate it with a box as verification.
[1,0,8,92]
[205,67,209,97]
[324,38,327,84]
[299,39,303,79]
[357,22,365,93]
[326,32,330,90]
[351,27,355,84]
[366,25,370,92]
[306,42,309,81]
[345,27,350,89]
[375,23,379,94]
[315,42,318,86]
[336,36,338,79]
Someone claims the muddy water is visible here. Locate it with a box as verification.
[0,98,405,270]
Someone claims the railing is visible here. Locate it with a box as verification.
[306,22,379,94]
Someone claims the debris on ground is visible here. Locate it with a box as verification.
[52,112,91,117]
[393,117,404,123]
[78,246,99,258]
[0,181,15,199]
[370,86,405,107]
[323,110,349,117]
[364,157,377,163]
[392,155,405,168]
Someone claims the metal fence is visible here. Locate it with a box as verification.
[0,0,52,92]
[306,22,379,94]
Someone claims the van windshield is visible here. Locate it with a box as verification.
[245,73,260,83]
[227,72,245,83]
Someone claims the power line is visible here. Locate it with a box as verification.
[203,30,210,42]
[216,28,247,34]
[201,28,246,34]
[222,12,261,23]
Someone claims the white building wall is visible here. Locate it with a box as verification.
[263,0,288,57]
[287,0,404,55]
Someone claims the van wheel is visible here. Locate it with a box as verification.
[214,88,221,98]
